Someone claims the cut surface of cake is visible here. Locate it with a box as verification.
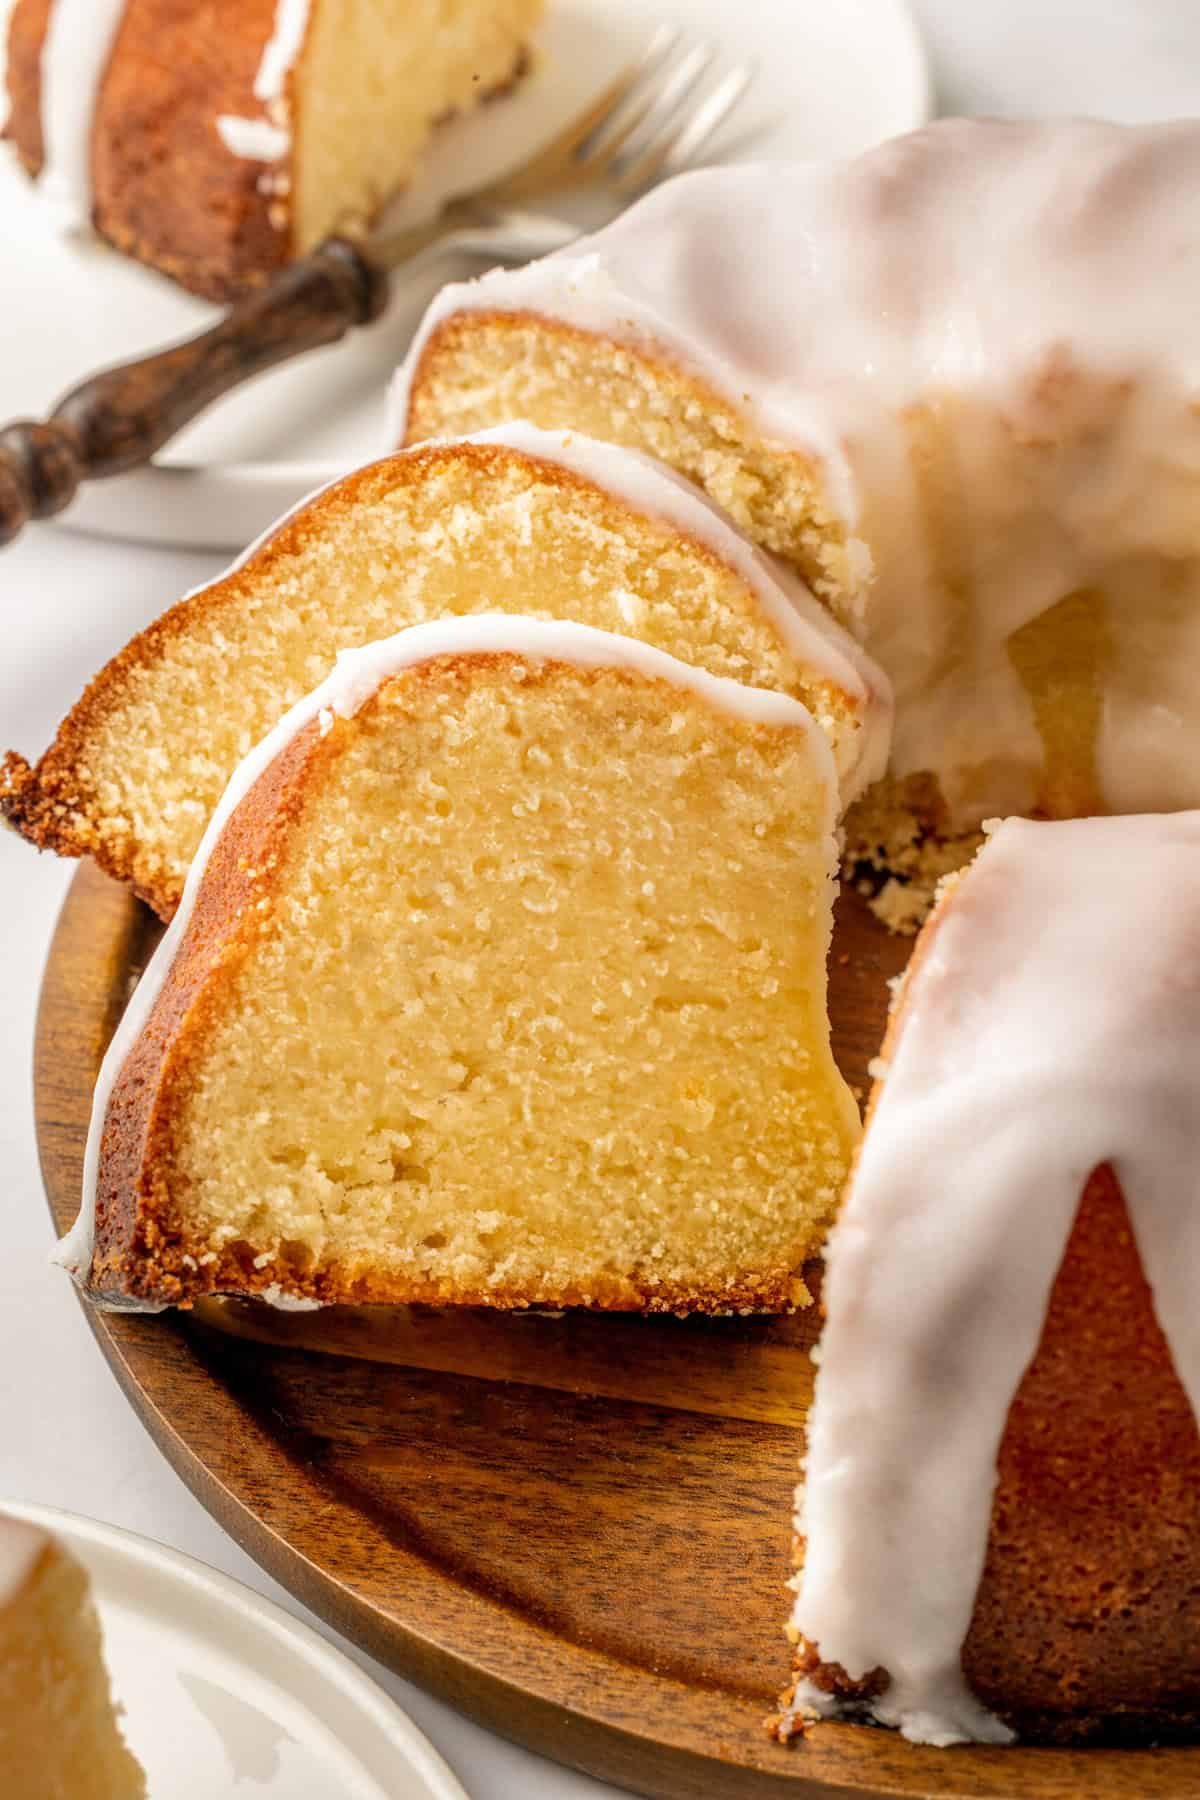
[59,617,860,1314]
[0,1511,145,1798]
[1,424,889,921]
[4,0,541,299]
[785,813,1200,1746]
[394,118,1200,862]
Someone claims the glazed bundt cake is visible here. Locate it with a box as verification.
[59,617,860,1313]
[1,425,888,920]
[394,118,1200,896]
[785,813,1200,1746]
[4,0,541,298]
[0,1512,145,1797]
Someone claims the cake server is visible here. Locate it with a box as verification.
[0,30,753,547]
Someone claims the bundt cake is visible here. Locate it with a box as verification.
[1,424,889,921]
[784,813,1200,1746]
[0,1511,145,1796]
[394,118,1200,891]
[3,0,541,299]
[58,616,860,1313]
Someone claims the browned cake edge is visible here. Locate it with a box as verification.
[4,0,531,301]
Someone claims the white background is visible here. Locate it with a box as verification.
[2,5,1198,1795]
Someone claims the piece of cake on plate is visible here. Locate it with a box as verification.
[0,1510,145,1797]
[4,0,542,298]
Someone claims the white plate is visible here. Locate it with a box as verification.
[4,1501,469,1800]
[0,0,929,550]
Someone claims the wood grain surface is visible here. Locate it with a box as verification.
[33,861,1200,1800]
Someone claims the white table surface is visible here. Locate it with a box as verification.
[2,7,1198,1796]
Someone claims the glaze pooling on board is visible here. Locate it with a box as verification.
[393,118,1200,828]
[0,1514,47,1608]
[36,0,126,226]
[790,813,1200,1746]
[57,616,834,1306]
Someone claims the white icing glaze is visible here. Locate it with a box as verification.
[0,1514,47,1609]
[254,0,312,105]
[215,114,288,163]
[58,616,833,1306]
[36,0,126,228]
[791,812,1200,1745]
[392,119,1200,829]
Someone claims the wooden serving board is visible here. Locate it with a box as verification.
[34,862,1200,1800]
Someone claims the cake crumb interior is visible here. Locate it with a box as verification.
[168,660,856,1307]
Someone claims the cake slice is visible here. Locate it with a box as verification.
[1,425,889,921]
[0,1512,145,1797]
[5,0,542,299]
[784,813,1200,1745]
[58,618,859,1314]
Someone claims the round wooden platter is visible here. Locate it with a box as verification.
[34,862,1198,1800]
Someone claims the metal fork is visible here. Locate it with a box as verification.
[0,34,756,546]
[376,28,756,267]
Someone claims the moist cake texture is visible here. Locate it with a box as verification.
[61,619,859,1314]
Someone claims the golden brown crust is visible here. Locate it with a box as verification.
[790,1163,1200,1737]
[92,0,294,299]
[88,713,330,1303]
[5,0,292,298]
[86,654,821,1315]
[1,439,858,921]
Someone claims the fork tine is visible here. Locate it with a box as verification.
[556,25,681,161]
[592,42,716,168]
[656,62,757,178]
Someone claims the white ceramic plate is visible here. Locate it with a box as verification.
[0,0,929,550]
[4,1501,469,1800]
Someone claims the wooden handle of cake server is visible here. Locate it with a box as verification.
[0,238,389,548]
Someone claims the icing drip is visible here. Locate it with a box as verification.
[0,1514,47,1609]
[392,120,1200,829]
[37,0,126,227]
[215,115,288,163]
[58,616,832,1305]
[215,0,311,163]
[791,812,1200,1745]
